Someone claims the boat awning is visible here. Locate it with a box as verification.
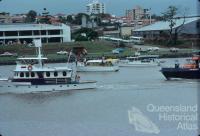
[17,57,48,60]
[87,60,104,63]
[192,56,200,61]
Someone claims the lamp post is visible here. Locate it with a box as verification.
[144,8,152,25]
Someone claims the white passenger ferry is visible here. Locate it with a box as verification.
[0,39,96,93]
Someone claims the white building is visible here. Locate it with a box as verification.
[86,0,106,14]
[0,23,71,44]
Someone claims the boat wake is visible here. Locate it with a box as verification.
[98,83,139,90]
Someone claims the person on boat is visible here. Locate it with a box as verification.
[175,60,179,68]
[75,75,80,83]
[101,55,105,66]
[83,58,87,65]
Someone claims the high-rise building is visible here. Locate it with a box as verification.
[125,6,148,21]
[86,0,106,14]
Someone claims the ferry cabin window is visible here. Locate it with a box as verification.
[14,72,18,77]
[63,71,67,76]
[20,72,24,77]
[46,72,50,77]
[25,72,29,77]
[54,72,58,77]
[31,72,35,77]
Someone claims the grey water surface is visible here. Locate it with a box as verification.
[0,58,198,136]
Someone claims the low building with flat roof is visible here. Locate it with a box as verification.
[0,23,71,44]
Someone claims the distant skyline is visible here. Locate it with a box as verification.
[0,0,198,16]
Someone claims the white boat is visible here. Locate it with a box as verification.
[0,39,96,94]
[77,59,119,72]
[119,55,160,67]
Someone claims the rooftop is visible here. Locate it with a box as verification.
[134,17,200,32]
[0,23,67,31]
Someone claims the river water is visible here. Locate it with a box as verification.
[0,58,199,136]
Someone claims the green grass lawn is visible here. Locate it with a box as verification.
[0,41,195,65]
[0,41,117,64]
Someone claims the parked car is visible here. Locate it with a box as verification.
[148,47,160,51]
[57,51,68,55]
[0,52,17,57]
[112,48,125,54]
[112,49,120,54]
[170,47,179,52]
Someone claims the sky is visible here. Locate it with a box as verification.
[0,0,198,16]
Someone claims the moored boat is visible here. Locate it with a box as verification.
[160,54,200,80]
[77,58,119,72]
[0,39,97,93]
[118,55,160,67]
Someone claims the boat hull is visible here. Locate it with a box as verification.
[77,66,119,72]
[0,81,97,94]
[119,62,158,67]
[160,68,200,79]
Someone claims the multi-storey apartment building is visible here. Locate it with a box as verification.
[86,0,105,14]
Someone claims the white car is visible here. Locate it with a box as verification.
[57,51,68,55]
[0,52,17,57]
[112,50,120,54]
[148,47,160,51]
[170,47,179,52]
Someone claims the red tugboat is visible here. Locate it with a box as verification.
[160,53,200,80]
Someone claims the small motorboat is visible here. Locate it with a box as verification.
[77,58,119,72]
[119,55,160,67]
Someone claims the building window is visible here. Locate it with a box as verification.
[41,30,46,35]
[63,71,67,76]
[19,31,32,36]
[33,30,40,35]
[48,30,61,35]
[20,72,24,77]
[54,71,58,77]
[46,72,50,77]
[4,31,18,36]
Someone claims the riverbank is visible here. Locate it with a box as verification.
[0,41,195,65]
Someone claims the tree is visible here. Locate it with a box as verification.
[151,14,163,21]
[39,8,51,24]
[73,28,98,41]
[162,6,178,45]
[25,10,37,23]
[58,16,67,24]
[172,7,189,45]
[73,13,89,25]
[66,15,73,23]
[162,6,189,45]
[94,13,112,26]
